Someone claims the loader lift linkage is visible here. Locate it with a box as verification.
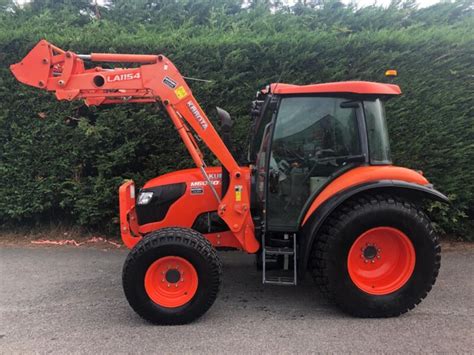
[11,40,448,325]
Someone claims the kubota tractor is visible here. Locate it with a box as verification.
[11,40,448,325]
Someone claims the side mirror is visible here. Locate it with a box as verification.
[216,106,232,132]
[251,100,264,120]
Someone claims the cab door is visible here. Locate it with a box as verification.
[264,96,366,231]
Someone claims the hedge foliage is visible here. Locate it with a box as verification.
[0,0,473,239]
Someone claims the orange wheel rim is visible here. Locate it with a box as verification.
[347,227,416,295]
[144,256,198,308]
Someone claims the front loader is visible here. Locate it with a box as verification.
[11,40,448,324]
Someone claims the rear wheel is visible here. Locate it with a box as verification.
[122,227,221,325]
[310,194,441,317]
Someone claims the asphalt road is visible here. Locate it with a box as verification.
[1,245,473,353]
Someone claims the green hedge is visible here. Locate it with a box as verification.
[0,0,472,239]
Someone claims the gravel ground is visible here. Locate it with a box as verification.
[1,245,473,353]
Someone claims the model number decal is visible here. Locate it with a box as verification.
[163,76,177,89]
[190,174,221,187]
[187,101,208,130]
[190,180,220,187]
[107,73,141,82]
[190,187,204,195]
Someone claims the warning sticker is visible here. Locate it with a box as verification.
[235,185,242,202]
[175,86,188,99]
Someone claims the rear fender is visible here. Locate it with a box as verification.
[298,179,449,276]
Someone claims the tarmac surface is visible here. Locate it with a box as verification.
[1,245,473,353]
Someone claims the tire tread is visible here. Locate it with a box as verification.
[309,193,441,317]
[122,227,222,325]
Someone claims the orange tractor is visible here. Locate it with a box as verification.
[11,40,447,325]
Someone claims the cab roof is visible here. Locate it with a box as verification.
[269,81,401,96]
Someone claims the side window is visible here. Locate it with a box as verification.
[267,97,362,229]
[364,99,392,164]
[256,121,274,203]
[250,97,275,163]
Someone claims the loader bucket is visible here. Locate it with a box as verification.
[10,39,55,89]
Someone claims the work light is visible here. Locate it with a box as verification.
[137,191,153,205]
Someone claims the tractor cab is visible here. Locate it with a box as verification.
[249,82,399,233]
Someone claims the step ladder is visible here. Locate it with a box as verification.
[262,233,297,286]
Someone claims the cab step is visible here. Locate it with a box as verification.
[264,275,295,286]
[264,246,294,255]
[262,233,297,286]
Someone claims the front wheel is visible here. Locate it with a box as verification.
[122,227,222,325]
[310,194,441,317]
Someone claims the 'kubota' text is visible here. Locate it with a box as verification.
[187,101,208,130]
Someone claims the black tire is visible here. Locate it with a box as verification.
[122,227,222,325]
[309,193,441,317]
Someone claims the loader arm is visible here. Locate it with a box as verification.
[11,39,259,253]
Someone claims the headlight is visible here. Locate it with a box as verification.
[137,191,153,205]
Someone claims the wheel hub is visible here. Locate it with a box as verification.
[362,244,380,262]
[144,256,198,308]
[348,227,416,295]
[165,269,181,283]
